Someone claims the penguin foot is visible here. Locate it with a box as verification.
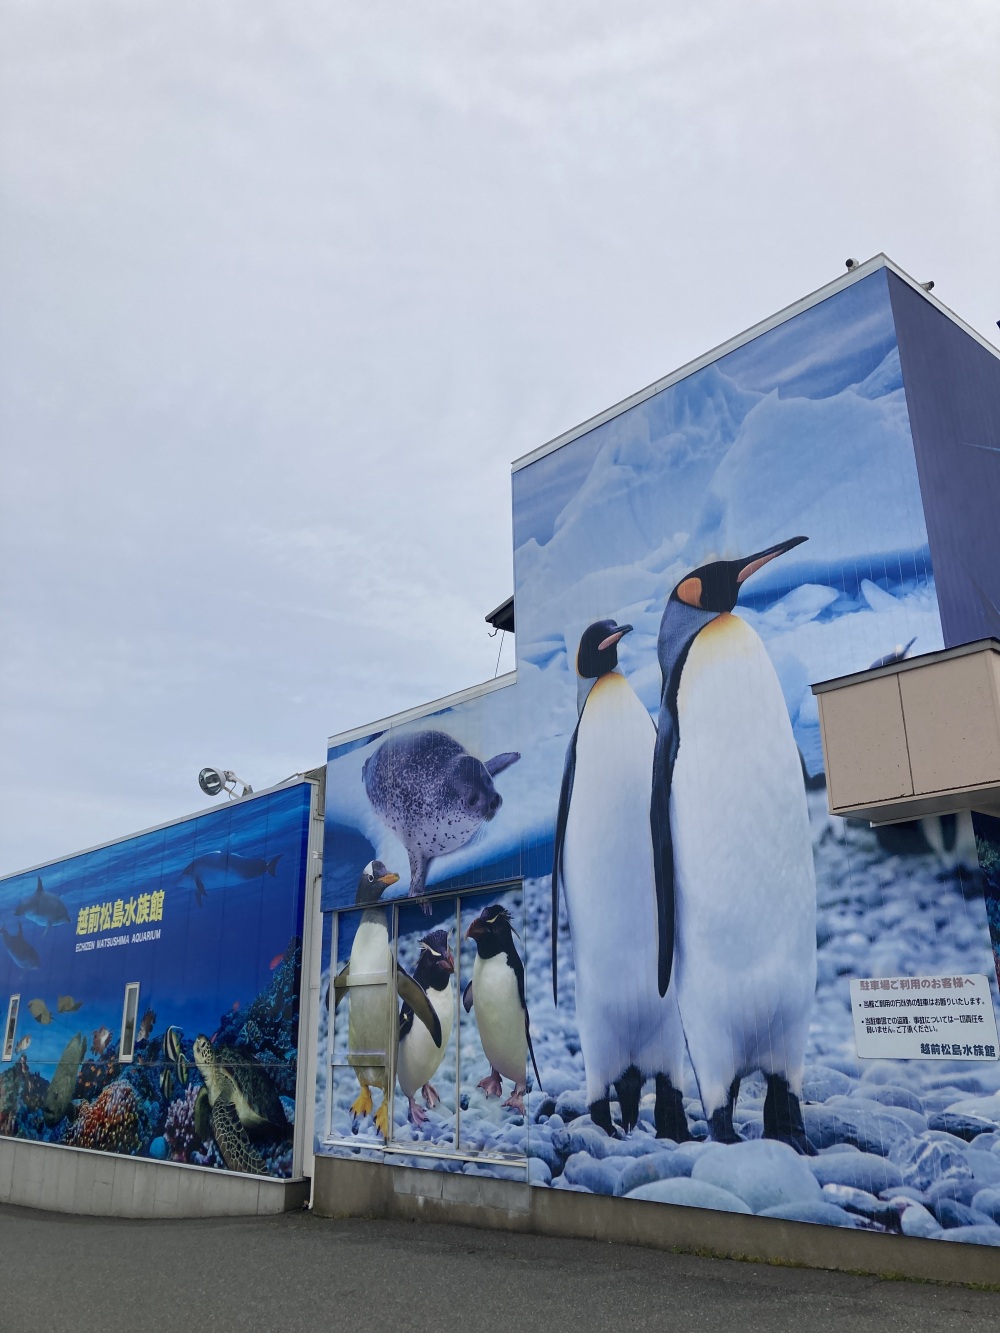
[373,1097,391,1138]
[502,1085,526,1114]
[350,1086,374,1120]
[762,1076,816,1154]
[407,1096,429,1128]
[708,1106,743,1145]
[589,1098,618,1138]
[654,1075,692,1143]
[478,1069,504,1099]
[421,1082,440,1110]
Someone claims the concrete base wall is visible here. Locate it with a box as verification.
[0,1136,309,1218]
[313,1155,1000,1287]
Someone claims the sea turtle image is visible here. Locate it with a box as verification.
[191,1035,288,1176]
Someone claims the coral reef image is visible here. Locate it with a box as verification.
[0,935,302,1178]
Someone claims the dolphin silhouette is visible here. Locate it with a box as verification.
[14,877,70,929]
[1,921,40,970]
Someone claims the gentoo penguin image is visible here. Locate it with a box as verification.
[552,620,690,1140]
[397,928,455,1126]
[463,903,541,1113]
[651,536,817,1153]
[332,861,442,1137]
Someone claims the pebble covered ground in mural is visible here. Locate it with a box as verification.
[322,795,1000,1242]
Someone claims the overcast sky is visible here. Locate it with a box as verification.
[1,0,997,873]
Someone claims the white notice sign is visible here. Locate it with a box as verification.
[849,974,1000,1061]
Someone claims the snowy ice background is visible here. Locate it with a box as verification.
[316,270,1000,1241]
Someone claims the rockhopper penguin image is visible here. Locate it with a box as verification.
[651,537,817,1153]
[464,903,542,1114]
[552,620,690,1140]
[397,928,455,1126]
[332,862,442,1137]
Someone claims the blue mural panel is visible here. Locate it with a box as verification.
[318,266,1000,1244]
[0,781,313,1177]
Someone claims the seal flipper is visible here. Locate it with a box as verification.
[551,722,579,1004]
[484,751,520,778]
[406,847,432,915]
[650,707,677,998]
[396,966,442,1048]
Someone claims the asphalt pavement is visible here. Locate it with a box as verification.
[2,1202,1000,1332]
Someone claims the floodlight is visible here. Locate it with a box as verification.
[198,767,253,800]
[845,258,860,271]
[920,280,935,292]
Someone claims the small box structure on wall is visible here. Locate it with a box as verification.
[0,777,321,1183]
[316,254,1000,1253]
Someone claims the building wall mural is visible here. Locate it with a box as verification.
[0,781,314,1178]
[319,267,1000,1244]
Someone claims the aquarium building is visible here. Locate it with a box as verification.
[0,775,324,1216]
[4,254,1000,1279]
[313,255,1000,1282]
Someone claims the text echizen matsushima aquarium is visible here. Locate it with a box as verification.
[318,258,1000,1246]
[0,781,315,1178]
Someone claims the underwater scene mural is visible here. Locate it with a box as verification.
[0,781,313,1177]
[319,267,1000,1244]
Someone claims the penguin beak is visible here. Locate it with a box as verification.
[377,872,400,888]
[735,536,807,585]
[443,949,455,973]
[464,919,483,942]
[597,624,633,652]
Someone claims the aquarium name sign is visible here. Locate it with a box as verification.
[73,891,166,949]
[850,974,1000,1060]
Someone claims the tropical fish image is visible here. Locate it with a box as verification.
[14,1035,30,1055]
[1,921,40,970]
[160,1066,175,1101]
[92,1025,112,1056]
[14,877,70,928]
[163,1025,189,1086]
[269,952,285,970]
[27,999,52,1025]
[57,995,84,1013]
[138,1008,156,1041]
[180,851,282,907]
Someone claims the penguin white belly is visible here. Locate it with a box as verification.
[348,918,393,1090]
[562,673,686,1104]
[397,982,454,1098]
[669,613,816,1117]
[472,953,526,1085]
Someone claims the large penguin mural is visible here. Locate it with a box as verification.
[553,620,690,1140]
[651,537,817,1153]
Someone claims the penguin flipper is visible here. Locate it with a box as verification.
[399,999,415,1043]
[331,962,351,1012]
[551,724,579,1004]
[462,980,474,1013]
[396,967,442,1047]
[525,1016,542,1092]
[651,708,678,998]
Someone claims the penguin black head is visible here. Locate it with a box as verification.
[671,536,808,614]
[464,903,518,960]
[576,620,633,679]
[354,859,400,906]
[415,929,455,989]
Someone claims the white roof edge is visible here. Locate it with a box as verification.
[0,774,321,883]
[327,671,518,752]
[512,254,1000,475]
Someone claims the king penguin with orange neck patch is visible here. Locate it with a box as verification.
[652,537,817,1153]
[552,620,690,1141]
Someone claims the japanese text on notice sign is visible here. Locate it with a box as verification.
[849,974,1000,1060]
